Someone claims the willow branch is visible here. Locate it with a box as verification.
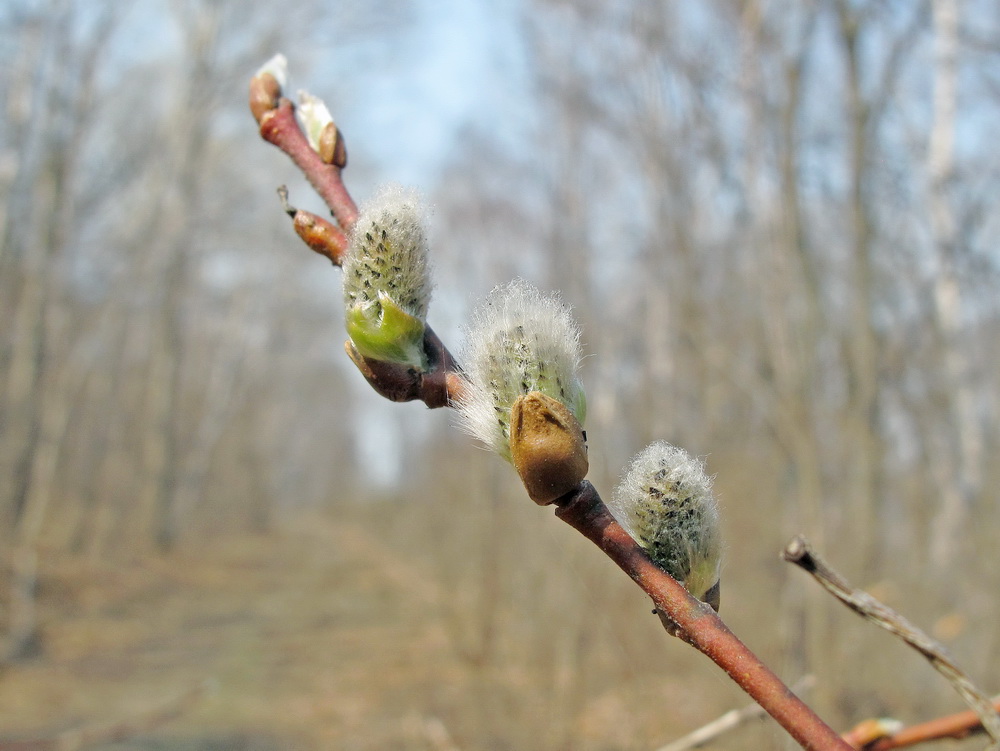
[552,485,849,750]
[277,185,349,264]
[255,98,358,231]
[783,536,1000,748]
[250,71,357,231]
[249,69,852,751]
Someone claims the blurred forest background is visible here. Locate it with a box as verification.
[2,0,1000,749]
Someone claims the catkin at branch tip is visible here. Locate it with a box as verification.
[608,441,722,605]
[456,279,586,461]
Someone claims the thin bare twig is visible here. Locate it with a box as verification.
[783,535,1000,748]
[655,676,816,751]
[254,96,358,231]
[840,718,905,750]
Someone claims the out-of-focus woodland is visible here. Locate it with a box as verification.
[2,0,1000,749]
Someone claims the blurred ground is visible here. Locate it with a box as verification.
[1,512,734,751]
[1,516,479,750]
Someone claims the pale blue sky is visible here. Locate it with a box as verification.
[309,0,530,192]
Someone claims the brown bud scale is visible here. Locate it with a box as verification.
[510,392,588,505]
[249,73,282,122]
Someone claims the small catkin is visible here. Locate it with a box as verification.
[342,184,432,369]
[608,441,722,608]
[456,279,586,462]
[343,184,432,319]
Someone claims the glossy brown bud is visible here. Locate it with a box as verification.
[510,391,588,505]
[318,122,348,167]
[249,72,282,123]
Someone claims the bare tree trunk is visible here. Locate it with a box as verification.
[927,0,981,573]
[833,1,883,579]
[135,2,219,550]
[14,8,115,549]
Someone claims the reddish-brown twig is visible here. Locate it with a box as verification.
[555,485,849,751]
[865,696,1000,749]
[840,718,904,749]
[250,68,853,751]
[251,73,357,231]
[655,676,816,751]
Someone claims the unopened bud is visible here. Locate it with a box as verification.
[250,54,288,122]
[297,90,336,156]
[510,391,588,504]
[256,54,288,89]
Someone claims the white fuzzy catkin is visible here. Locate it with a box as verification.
[343,184,432,319]
[456,279,586,461]
[608,441,722,604]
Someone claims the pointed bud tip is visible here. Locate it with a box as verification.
[297,90,336,154]
[250,54,288,121]
[256,54,288,87]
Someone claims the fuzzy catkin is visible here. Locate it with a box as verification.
[608,441,722,604]
[343,184,432,319]
[456,279,586,462]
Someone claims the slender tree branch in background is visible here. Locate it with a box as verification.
[250,63,855,751]
[655,675,816,751]
[783,536,1000,748]
[839,718,905,750]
